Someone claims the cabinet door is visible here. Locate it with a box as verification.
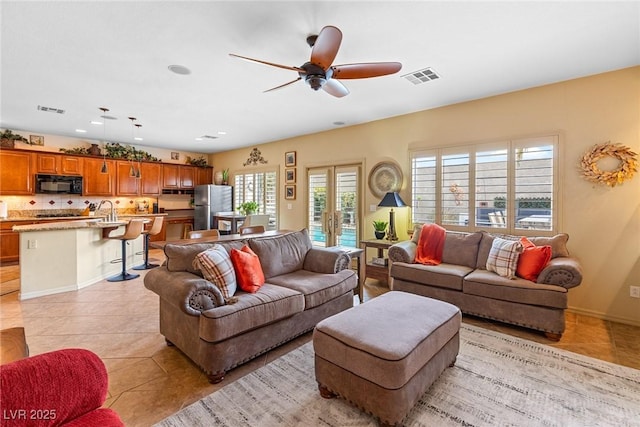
[162,164,180,188]
[0,221,23,264]
[116,160,139,196]
[0,151,33,195]
[195,167,212,186]
[35,153,59,174]
[180,166,195,188]
[140,162,162,195]
[60,156,83,175]
[83,158,114,196]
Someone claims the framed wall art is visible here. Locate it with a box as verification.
[285,168,296,183]
[29,135,44,146]
[285,184,296,200]
[285,151,296,167]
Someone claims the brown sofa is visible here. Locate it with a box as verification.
[144,229,357,383]
[388,228,582,339]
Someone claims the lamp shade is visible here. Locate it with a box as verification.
[377,192,407,208]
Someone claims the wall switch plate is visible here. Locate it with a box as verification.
[630,286,640,298]
[287,203,292,210]
[370,204,377,212]
[27,239,37,249]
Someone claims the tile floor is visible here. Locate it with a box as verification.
[1,249,639,426]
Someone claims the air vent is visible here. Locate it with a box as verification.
[201,135,218,140]
[37,105,65,114]
[402,67,441,85]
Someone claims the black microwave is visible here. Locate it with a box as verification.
[35,174,83,194]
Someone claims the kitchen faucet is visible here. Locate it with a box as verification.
[97,200,117,222]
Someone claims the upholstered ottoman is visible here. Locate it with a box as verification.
[313,291,461,426]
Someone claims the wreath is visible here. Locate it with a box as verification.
[580,142,637,187]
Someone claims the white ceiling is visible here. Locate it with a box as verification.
[1,1,638,154]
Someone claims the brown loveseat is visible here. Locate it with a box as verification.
[144,229,356,383]
[388,228,582,339]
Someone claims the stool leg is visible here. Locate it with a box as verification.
[133,234,159,270]
[108,239,140,282]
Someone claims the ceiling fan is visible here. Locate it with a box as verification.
[229,25,402,98]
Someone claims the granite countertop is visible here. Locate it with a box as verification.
[12,216,158,232]
[2,213,167,223]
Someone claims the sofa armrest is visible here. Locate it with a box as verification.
[388,240,417,264]
[303,247,351,273]
[144,267,225,315]
[537,257,583,289]
[0,348,124,426]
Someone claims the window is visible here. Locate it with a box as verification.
[233,169,277,229]
[410,135,557,234]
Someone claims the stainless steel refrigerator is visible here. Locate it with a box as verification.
[194,185,233,230]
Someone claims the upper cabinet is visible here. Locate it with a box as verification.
[35,153,83,175]
[115,160,139,196]
[139,162,162,195]
[195,167,212,186]
[162,164,195,189]
[0,150,33,195]
[115,161,162,196]
[83,158,115,196]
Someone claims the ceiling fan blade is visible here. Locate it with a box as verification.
[310,26,342,70]
[263,77,301,93]
[323,79,349,98]
[331,62,402,79]
[229,53,305,73]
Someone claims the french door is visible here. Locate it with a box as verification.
[307,164,360,248]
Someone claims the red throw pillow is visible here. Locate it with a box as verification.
[516,237,552,282]
[230,245,265,293]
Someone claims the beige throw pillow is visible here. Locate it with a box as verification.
[486,237,523,279]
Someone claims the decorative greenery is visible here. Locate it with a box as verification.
[0,129,28,144]
[580,142,637,187]
[186,156,208,167]
[59,147,91,155]
[238,201,259,215]
[373,220,388,231]
[221,168,229,183]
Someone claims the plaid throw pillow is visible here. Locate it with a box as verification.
[192,244,237,299]
[486,237,523,279]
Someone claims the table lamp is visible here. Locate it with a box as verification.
[378,192,407,241]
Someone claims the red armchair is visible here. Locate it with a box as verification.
[0,348,123,426]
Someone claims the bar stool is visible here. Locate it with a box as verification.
[182,223,194,239]
[107,219,145,282]
[133,216,164,270]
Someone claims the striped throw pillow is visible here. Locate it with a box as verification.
[486,237,523,279]
[193,244,237,299]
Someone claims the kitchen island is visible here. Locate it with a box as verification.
[12,218,150,300]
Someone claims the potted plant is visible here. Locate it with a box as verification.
[0,129,28,148]
[221,168,229,185]
[238,201,259,216]
[373,220,388,240]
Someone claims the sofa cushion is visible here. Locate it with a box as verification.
[442,231,482,268]
[199,284,304,343]
[478,232,570,269]
[192,245,237,299]
[248,229,312,279]
[516,237,552,282]
[230,246,265,293]
[463,269,568,309]
[390,262,472,291]
[486,237,523,279]
[268,269,356,309]
[164,241,247,274]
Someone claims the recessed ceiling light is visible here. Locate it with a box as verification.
[217,131,227,135]
[195,137,203,141]
[90,121,103,125]
[75,129,87,133]
[168,65,191,75]
[134,137,143,141]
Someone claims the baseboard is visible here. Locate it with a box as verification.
[567,306,640,327]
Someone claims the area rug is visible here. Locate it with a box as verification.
[156,324,640,427]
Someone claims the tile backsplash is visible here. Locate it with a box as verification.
[0,195,159,218]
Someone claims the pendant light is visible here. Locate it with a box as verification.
[99,107,109,174]
[128,117,137,177]
[135,124,143,179]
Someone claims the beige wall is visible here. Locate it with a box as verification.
[212,66,640,326]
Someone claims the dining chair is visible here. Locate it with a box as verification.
[239,225,265,235]
[188,229,221,239]
[241,214,270,229]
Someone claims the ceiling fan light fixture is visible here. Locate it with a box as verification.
[305,75,326,91]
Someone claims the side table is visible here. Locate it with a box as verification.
[360,239,395,287]
[335,246,364,303]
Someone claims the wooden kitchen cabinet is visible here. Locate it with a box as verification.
[83,158,115,196]
[195,167,213,186]
[115,160,139,196]
[140,162,162,195]
[34,153,83,175]
[0,150,33,195]
[0,221,23,263]
[162,164,195,189]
